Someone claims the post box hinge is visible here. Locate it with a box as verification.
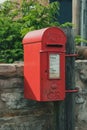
[66,88,79,93]
[66,54,78,57]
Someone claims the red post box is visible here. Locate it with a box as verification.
[22,27,67,101]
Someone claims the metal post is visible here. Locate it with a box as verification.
[65,27,76,130]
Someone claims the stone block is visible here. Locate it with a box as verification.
[75,60,87,129]
[0,63,23,78]
[0,78,23,89]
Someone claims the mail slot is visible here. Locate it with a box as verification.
[22,27,67,101]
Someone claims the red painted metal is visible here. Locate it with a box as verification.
[22,27,67,101]
[66,89,79,93]
[66,54,78,57]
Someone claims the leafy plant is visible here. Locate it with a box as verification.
[61,22,73,28]
[0,0,60,63]
[21,0,60,36]
[75,35,87,45]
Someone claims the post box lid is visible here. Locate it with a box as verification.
[22,27,67,45]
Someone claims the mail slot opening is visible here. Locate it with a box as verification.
[47,44,63,47]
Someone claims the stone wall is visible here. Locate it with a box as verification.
[0,63,55,130]
[75,60,87,130]
[0,61,87,130]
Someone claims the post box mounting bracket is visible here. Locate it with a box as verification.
[66,54,78,57]
[66,88,79,93]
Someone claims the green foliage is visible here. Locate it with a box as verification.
[75,35,87,45]
[61,22,73,28]
[21,0,60,36]
[0,1,23,63]
[0,49,23,63]
[0,0,60,63]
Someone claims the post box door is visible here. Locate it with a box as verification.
[40,51,65,101]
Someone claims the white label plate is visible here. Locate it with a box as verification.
[49,54,60,79]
